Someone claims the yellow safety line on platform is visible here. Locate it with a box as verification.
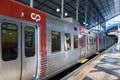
[69,54,106,80]
[77,58,88,63]
[95,51,100,54]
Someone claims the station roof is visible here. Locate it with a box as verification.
[16,0,120,29]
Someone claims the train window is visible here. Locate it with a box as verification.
[65,33,71,50]
[94,38,95,45]
[99,38,102,43]
[25,27,35,57]
[82,35,86,48]
[91,37,92,45]
[51,31,61,52]
[74,27,77,31]
[74,35,78,48]
[2,23,18,61]
[92,38,94,45]
[91,38,93,45]
[89,37,92,46]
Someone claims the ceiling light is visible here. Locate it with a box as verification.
[65,12,68,16]
[83,22,86,24]
[56,8,60,12]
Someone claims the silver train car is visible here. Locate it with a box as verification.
[42,14,115,79]
[116,32,120,51]
[44,14,80,79]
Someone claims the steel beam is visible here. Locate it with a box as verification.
[76,0,80,21]
[61,0,64,18]
[85,0,88,28]
[30,0,33,7]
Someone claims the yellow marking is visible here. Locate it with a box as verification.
[71,54,106,80]
[95,51,100,54]
[101,52,107,54]
[77,58,88,63]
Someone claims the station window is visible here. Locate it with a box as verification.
[25,27,35,57]
[2,22,18,61]
[51,31,61,52]
[65,33,71,50]
[74,35,78,48]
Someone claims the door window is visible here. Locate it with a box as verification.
[25,27,35,57]
[2,22,18,61]
[74,35,78,48]
[82,35,86,48]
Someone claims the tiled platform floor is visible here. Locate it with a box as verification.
[83,45,120,80]
[69,44,120,80]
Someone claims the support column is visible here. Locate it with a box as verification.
[76,0,80,21]
[85,0,88,28]
[61,0,64,18]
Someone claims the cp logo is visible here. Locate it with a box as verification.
[31,12,41,22]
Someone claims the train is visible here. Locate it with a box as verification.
[0,0,115,80]
[116,30,120,51]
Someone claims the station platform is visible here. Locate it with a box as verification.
[67,44,120,80]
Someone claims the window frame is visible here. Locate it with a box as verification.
[51,31,61,53]
[82,35,86,48]
[73,34,78,48]
[64,33,71,51]
[24,26,36,57]
[1,22,18,61]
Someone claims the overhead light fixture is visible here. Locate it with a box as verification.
[56,8,60,12]
[83,22,86,24]
[83,22,88,26]
[65,12,68,16]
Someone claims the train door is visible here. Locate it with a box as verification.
[0,19,21,80]
[0,19,39,80]
[80,35,86,57]
[21,23,38,80]
[96,34,99,51]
